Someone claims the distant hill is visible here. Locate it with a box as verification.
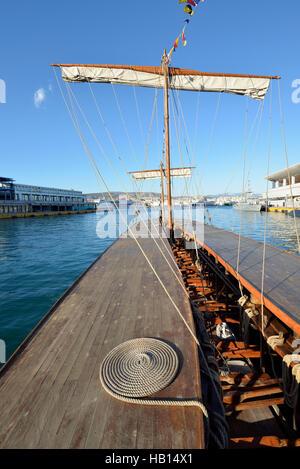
[85,191,160,200]
[85,191,262,200]
[206,192,261,198]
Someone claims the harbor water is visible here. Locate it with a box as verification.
[0,206,299,364]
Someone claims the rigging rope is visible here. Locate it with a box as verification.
[68,82,186,289]
[133,86,146,152]
[175,89,215,224]
[138,87,159,193]
[170,90,200,260]
[172,89,208,203]
[236,96,249,296]
[246,101,265,185]
[198,92,222,186]
[170,88,212,230]
[111,83,140,168]
[193,90,201,155]
[261,81,273,337]
[277,80,300,253]
[54,68,200,348]
[223,100,264,197]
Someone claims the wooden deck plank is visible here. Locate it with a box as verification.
[0,290,105,447]
[1,297,109,447]
[94,246,146,449]
[53,251,146,449]
[0,230,204,449]
[176,222,300,335]
[35,288,117,448]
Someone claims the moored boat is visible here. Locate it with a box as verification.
[233,201,262,211]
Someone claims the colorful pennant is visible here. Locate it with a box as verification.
[168,24,188,59]
[183,5,194,15]
[168,0,205,61]
[178,0,197,6]
[182,28,187,46]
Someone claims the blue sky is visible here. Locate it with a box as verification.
[0,0,300,196]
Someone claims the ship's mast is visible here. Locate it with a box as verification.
[160,161,165,221]
[162,50,173,239]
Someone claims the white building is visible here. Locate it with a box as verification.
[265,163,300,207]
[14,183,85,203]
[0,177,95,216]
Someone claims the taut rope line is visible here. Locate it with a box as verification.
[236,96,249,296]
[261,81,273,338]
[54,68,200,348]
[277,80,300,253]
[66,82,195,298]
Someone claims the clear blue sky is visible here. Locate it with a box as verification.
[1,0,300,196]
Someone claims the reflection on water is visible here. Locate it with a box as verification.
[142,205,300,255]
[0,213,115,361]
[203,206,300,256]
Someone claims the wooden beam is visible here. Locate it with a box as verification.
[51,63,281,80]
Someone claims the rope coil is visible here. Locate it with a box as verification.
[99,337,208,417]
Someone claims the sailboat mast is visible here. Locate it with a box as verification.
[162,50,173,238]
[160,161,165,221]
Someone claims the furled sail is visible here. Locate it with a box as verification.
[129,167,194,181]
[53,64,279,100]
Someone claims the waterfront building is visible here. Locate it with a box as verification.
[0,177,96,217]
[265,162,300,208]
[0,177,15,201]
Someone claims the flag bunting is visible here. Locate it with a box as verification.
[168,0,205,61]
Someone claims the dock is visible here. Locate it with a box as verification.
[176,222,300,336]
[267,207,294,214]
[0,208,96,219]
[0,226,204,449]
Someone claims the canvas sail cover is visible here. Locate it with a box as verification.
[130,167,194,180]
[57,64,273,100]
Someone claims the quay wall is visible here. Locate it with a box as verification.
[0,208,96,219]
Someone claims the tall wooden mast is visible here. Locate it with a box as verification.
[162,50,173,238]
[160,161,165,221]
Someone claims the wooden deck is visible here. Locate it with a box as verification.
[0,225,204,449]
[175,222,300,335]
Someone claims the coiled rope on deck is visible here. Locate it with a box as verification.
[99,338,208,417]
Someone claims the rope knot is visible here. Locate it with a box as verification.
[267,333,285,350]
[238,295,248,307]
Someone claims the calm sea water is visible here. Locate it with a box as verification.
[0,206,299,363]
